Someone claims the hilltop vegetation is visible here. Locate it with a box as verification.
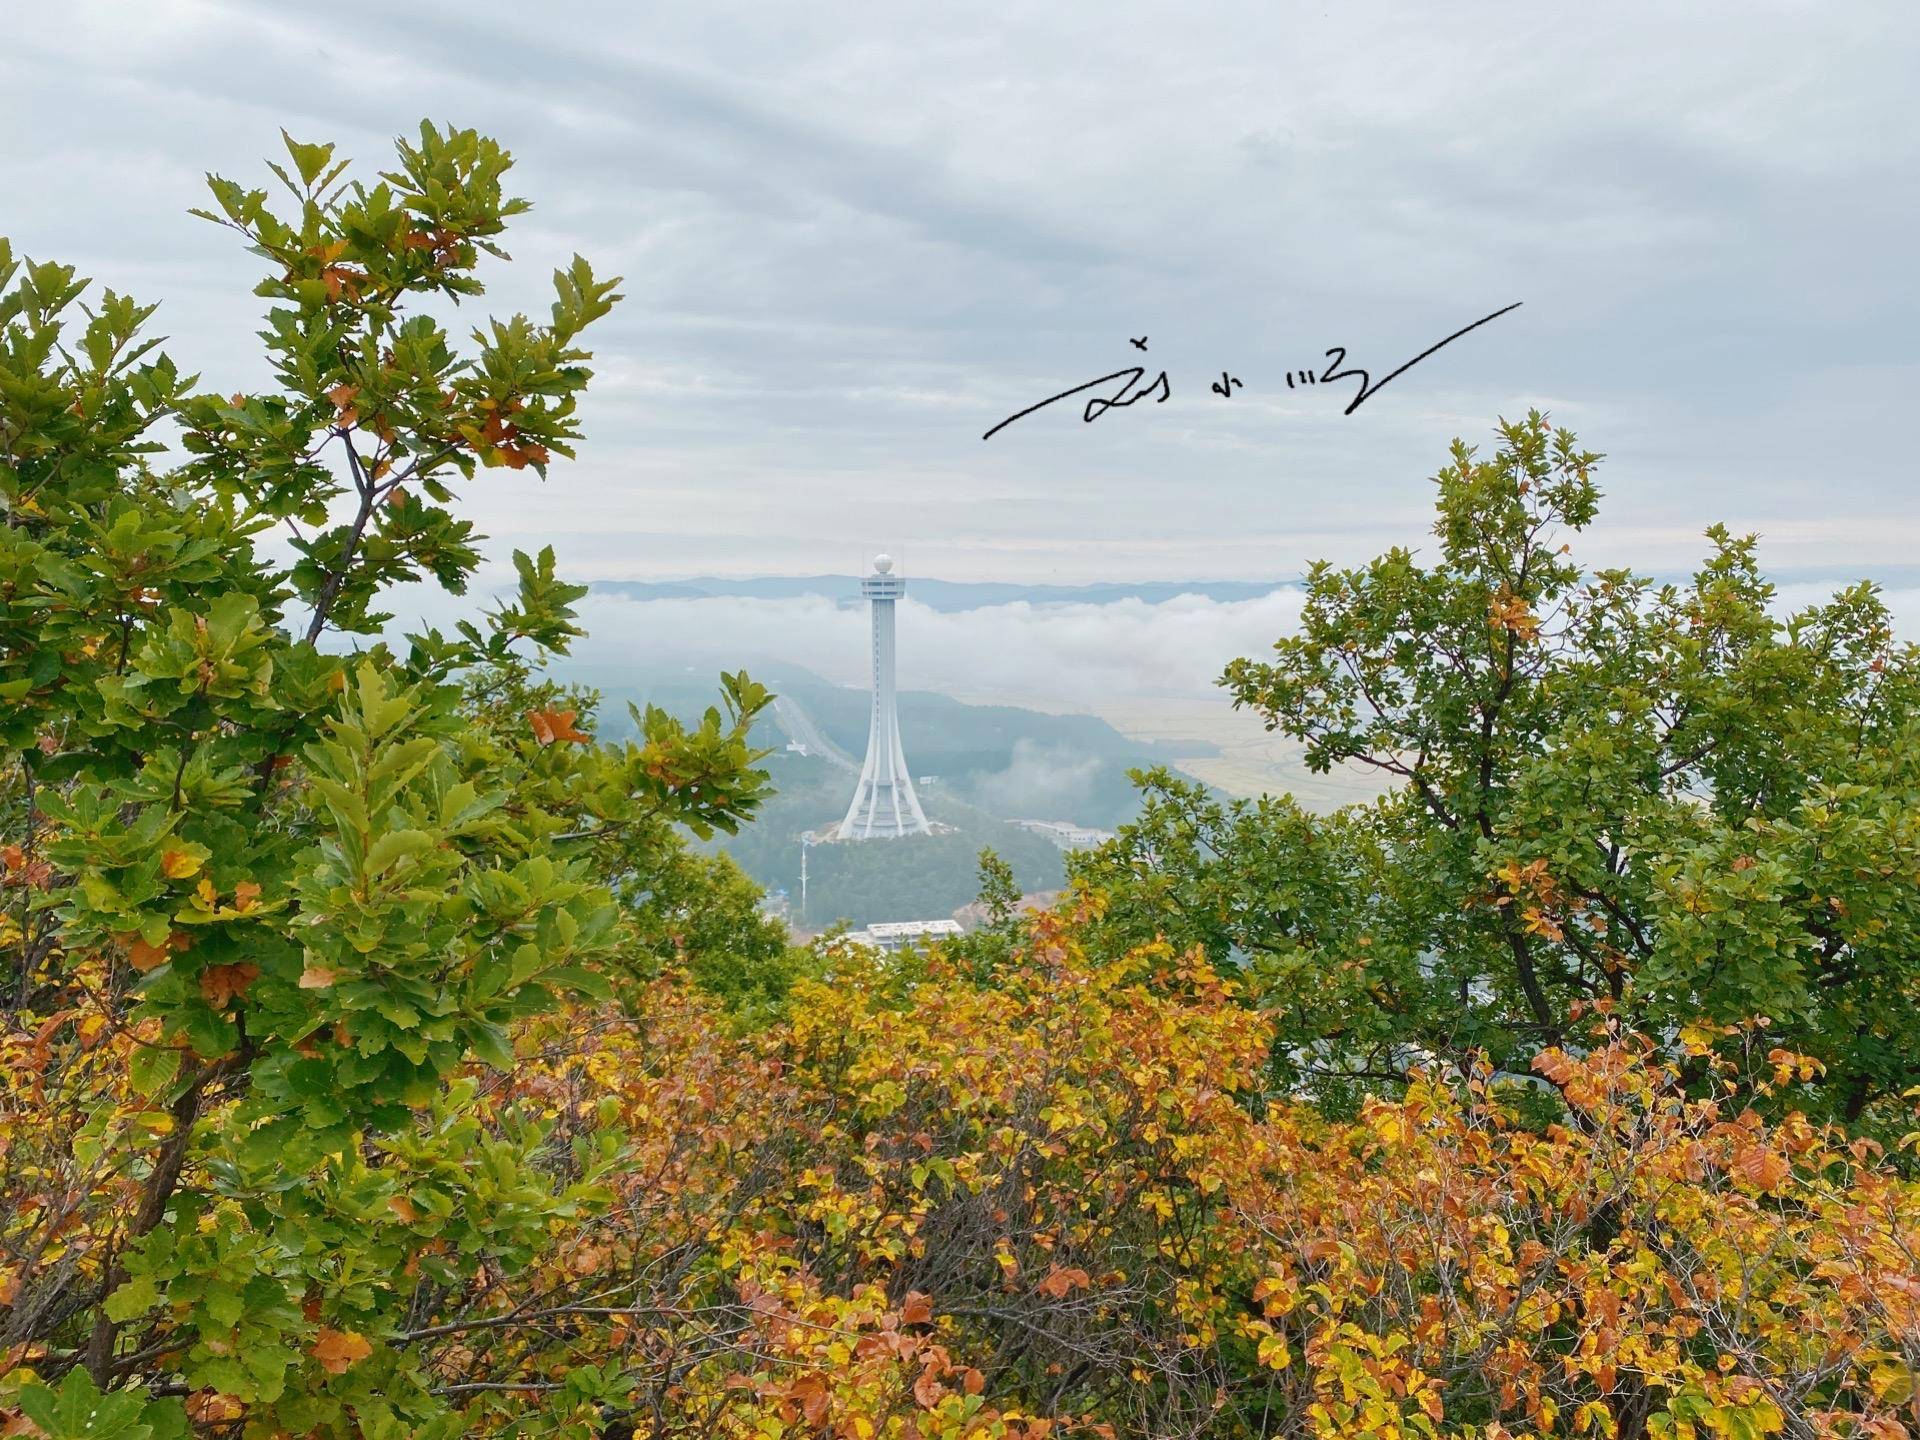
[2,126,1916,1440]
[1074,418,1920,1130]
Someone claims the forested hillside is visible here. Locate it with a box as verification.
[574,660,1203,830]
[716,754,1068,928]
[565,663,1198,924]
[2,127,1916,1440]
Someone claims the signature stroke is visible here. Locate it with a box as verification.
[980,366,1172,442]
[1321,301,1523,415]
[981,302,1522,439]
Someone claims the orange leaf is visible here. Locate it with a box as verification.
[1521,906,1565,942]
[309,1327,372,1375]
[900,1291,934,1326]
[320,267,365,303]
[1732,1144,1790,1193]
[913,1369,945,1409]
[1034,1265,1091,1299]
[184,1392,243,1424]
[299,964,337,990]
[527,708,590,746]
[231,881,261,913]
[125,933,188,973]
[199,963,261,1009]
[788,1373,829,1428]
[1489,587,1542,640]
[1532,1051,1578,1086]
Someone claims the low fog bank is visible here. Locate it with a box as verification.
[371,578,1920,713]
[568,588,1311,703]
[965,738,1112,818]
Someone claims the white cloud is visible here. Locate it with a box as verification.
[567,589,1307,701]
[550,580,1920,710]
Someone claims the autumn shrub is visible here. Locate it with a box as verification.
[366,908,1918,1438]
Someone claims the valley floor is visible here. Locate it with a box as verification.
[939,689,1389,811]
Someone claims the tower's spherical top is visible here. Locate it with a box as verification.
[873,553,894,574]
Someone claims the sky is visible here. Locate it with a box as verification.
[4,0,1916,609]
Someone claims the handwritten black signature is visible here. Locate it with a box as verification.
[981,302,1521,441]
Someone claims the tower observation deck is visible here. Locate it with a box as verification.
[835,554,932,840]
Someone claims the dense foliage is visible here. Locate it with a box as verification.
[1074,418,1919,1130]
[3,128,1916,1440]
[1,126,789,1436]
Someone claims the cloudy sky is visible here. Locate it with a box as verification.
[5,0,1915,600]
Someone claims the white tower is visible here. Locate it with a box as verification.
[836,554,932,840]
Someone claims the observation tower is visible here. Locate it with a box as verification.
[835,554,932,839]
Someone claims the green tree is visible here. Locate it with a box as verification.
[1076,413,1919,1126]
[974,845,1021,928]
[453,642,808,1018]
[1,125,776,1434]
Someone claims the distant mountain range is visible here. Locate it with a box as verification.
[590,563,1920,615]
[592,576,1295,612]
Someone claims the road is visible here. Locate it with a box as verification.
[771,694,860,774]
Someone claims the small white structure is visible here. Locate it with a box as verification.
[1011,819,1115,851]
[836,554,933,839]
[849,918,964,954]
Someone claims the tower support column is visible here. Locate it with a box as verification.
[836,554,931,840]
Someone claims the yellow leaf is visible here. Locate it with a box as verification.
[1367,1107,1407,1146]
[161,848,203,879]
[1257,1333,1293,1371]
